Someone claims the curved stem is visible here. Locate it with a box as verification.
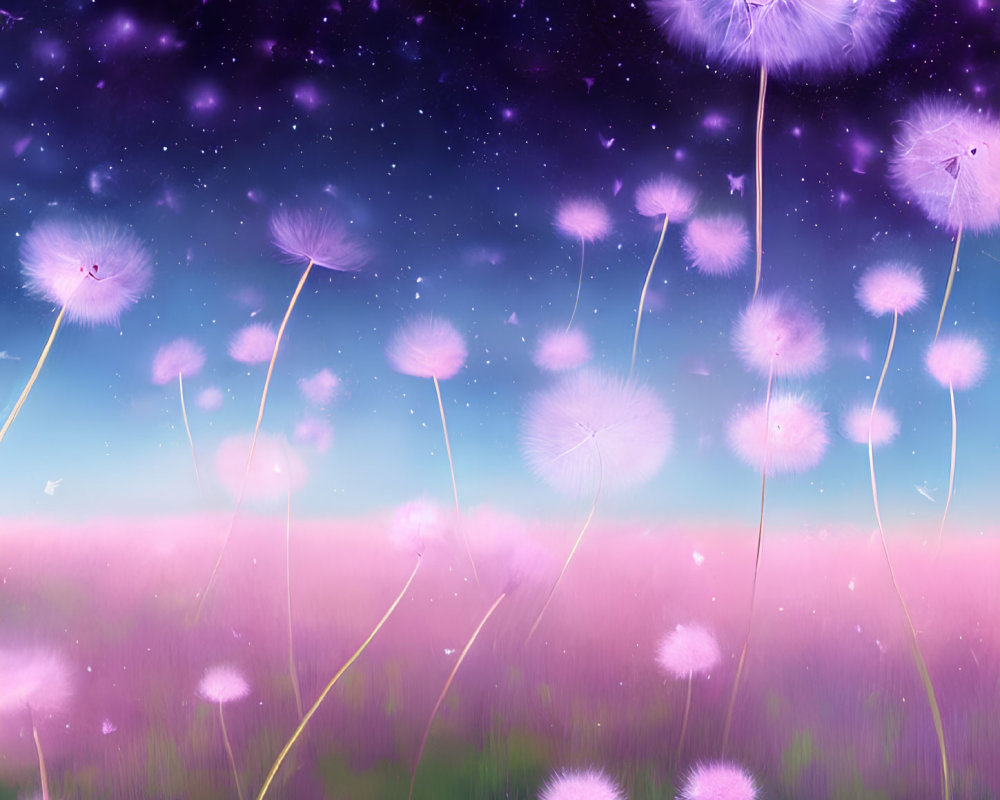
[752,64,767,300]
[674,670,693,766]
[869,311,950,800]
[178,372,202,490]
[630,214,670,377]
[433,375,478,586]
[256,557,422,800]
[722,360,773,754]
[0,304,67,447]
[409,591,507,800]
[219,703,244,800]
[284,461,303,720]
[194,261,314,622]
[525,448,603,644]
[935,225,963,339]
[31,711,50,800]
[566,238,586,332]
[936,383,958,552]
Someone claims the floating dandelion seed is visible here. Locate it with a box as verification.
[683,214,750,277]
[678,761,757,800]
[387,316,477,582]
[152,337,206,485]
[890,99,1000,336]
[538,768,625,800]
[1,219,151,447]
[554,197,612,331]
[198,665,249,800]
[533,327,592,372]
[228,323,277,364]
[631,174,697,374]
[194,210,366,622]
[521,370,671,639]
[648,0,906,297]
[656,623,721,764]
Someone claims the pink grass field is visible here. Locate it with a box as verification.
[2,511,998,799]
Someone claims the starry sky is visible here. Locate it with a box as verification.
[0,0,998,529]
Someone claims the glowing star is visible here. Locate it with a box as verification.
[726,172,746,197]
[44,479,62,496]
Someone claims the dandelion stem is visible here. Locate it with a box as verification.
[409,591,507,800]
[674,669,694,766]
[178,372,202,490]
[0,304,67,447]
[566,238,586,331]
[722,360,773,754]
[194,261,314,622]
[256,557,421,800]
[752,64,767,300]
[631,214,670,377]
[219,703,244,800]
[869,310,950,800]
[31,712,50,800]
[935,225,962,339]
[526,449,604,644]
[433,374,479,586]
[936,382,958,552]
[284,460,303,720]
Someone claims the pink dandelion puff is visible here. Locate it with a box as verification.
[634,174,697,220]
[2,219,152,447]
[728,394,828,474]
[298,368,340,405]
[389,497,448,556]
[855,262,926,317]
[554,196,612,331]
[842,404,900,448]
[538,768,625,800]
[926,335,988,546]
[293,416,334,453]
[532,327,592,372]
[228,323,277,364]
[215,433,308,502]
[152,337,208,486]
[678,761,758,800]
[197,665,249,800]
[732,293,827,379]
[196,386,224,411]
[387,316,476,582]
[521,370,671,640]
[890,98,1000,334]
[270,208,368,272]
[630,174,697,373]
[387,316,467,380]
[926,335,987,391]
[656,623,721,764]
[683,214,750,277]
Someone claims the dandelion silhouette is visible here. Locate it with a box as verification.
[678,761,757,800]
[855,262,952,800]
[631,174,696,374]
[554,197,611,331]
[194,210,365,621]
[723,393,827,751]
[257,555,422,800]
[538,768,625,800]
[656,623,721,764]
[387,315,479,583]
[198,665,250,800]
[533,327,593,372]
[890,99,1000,337]
[151,337,207,486]
[926,335,987,543]
[1,219,151,447]
[648,0,905,297]
[682,213,750,278]
[521,369,672,641]
[0,647,73,800]
[409,589,507,800]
